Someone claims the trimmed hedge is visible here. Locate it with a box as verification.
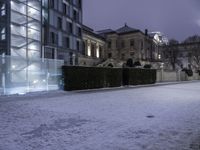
[123,68,156,86]
[62,66,156,91]
[62,66,122,91]
[144,64,152,69]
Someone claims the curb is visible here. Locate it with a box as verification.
[0,80,199,102]
[72,80,200,94]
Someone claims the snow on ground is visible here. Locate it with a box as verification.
[1,82,200,150]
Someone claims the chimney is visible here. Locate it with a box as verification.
[125,23,128,27]
[145,29,148,36]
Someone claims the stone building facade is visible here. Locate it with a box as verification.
[43,0,83,65]
[79,25,106,66]
[97,24,160,65]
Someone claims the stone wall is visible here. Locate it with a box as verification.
[157,70,200,82]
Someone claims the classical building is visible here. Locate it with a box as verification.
[0,0,82,64]
[79,25,106,66]
[97,24,160,65]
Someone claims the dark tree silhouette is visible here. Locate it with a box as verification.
[183,35,200,70]
[168,39,179,45]
[126,58,133,67]
[183,35,200,43]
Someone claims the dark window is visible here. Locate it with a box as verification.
[77,40,80,51]
[141,41,144,49]
[121,41,125,48]
[58,17,62,30]
[91,43,95,57]
[130,52,135,57]
[66,5,70,16]
[66,37,70,48]
[50,32,57,44]
[78,0,82,8]
[73,10,77,21]
[188,53,192,58]
[82,41,86,55]
[130,39,135,47]
[58,54,64,60]
[121,53,125,60]
[69,22,73,34]
[66,21,69,32]
[78,27,82,37]
[99,46,103,58]
[63,3,67,14]
[108,41,112,48]
[63,37,70,48]
[44,48,54,59]
[108,53,112,58]
[50,0,54,8]
[51,32,55,44]
[179,53,183,57]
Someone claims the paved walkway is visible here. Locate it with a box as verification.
[0,82,200,150]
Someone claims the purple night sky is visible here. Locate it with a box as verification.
[83,0,200,41]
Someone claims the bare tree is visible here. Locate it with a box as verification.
[183,35,200,70]
[183,35,200,44]
[191,48,200,71]
[169,39,179,45]
[166,39,180,70]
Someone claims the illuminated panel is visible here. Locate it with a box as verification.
[10,0,42,60]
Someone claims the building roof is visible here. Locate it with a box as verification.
[97,23,142,36]
[83,25,106,41]
[116,23,138,34]
[82,25,94,32]
[97,29,115,34]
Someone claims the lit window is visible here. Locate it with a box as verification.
[1,9,5,16]
[1,28,5,34]
[1,4,6,16]
[1,4,5,9]
[1,28,6,40]
[1,34,5,40]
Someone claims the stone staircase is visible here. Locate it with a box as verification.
[97,59,124,67]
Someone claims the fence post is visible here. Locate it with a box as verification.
[176,71,180,81]
[2,73,5,95]
[2,54,6,95]
[160,63,164,82]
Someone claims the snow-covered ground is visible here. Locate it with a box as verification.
[1,82,200,150]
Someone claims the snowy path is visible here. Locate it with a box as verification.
[1,82,200,150]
